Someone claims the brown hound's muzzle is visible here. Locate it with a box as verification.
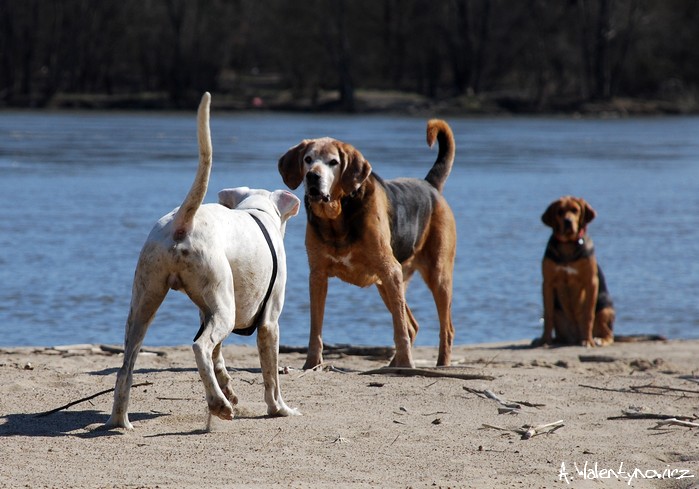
[305,171,330,202]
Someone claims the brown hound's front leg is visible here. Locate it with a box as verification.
[304,269,328,370]
[376,263,414,368]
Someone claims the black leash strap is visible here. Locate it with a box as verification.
[232,213,278,336]
[193,213,278,341]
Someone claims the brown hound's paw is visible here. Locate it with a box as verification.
[302,354,323,370]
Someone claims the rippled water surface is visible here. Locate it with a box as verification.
[1,110,698,347]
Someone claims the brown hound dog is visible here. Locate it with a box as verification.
[539,196,615,347]
[278,120,457,369]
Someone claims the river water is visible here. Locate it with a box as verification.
[1,110,698,348]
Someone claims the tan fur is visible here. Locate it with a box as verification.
[540,196,615,347]
[279,120,457,369]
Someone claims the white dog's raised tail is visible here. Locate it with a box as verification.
[172,92,212,240]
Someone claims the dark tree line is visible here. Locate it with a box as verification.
[1,0,697,112]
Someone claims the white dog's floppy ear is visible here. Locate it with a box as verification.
[271,189,301,221]
[218,187,252,209]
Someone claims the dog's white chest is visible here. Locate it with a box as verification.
[327,251,353,268]
[556,265,578,275]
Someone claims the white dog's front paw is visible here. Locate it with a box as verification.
[105,415,134,430]
[209,399,235,421]
[269,404,301,417]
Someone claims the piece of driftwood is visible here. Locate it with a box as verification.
[578,383,629,393]
[578,354,617,363]
[612,334,667,343]
[611,406,696,421]
[580,383,699,398]
[99,344,167,357]
[481,420,564,440]
[35,381,153,417]
[279,344,394,358]
[463,387,545,410]
[608,410,697,422]
[651,418,699,429]
[520,420,565,439]
[629,384,699,395]
[360,367,494,381]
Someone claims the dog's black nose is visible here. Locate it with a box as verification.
[563,218,573,230]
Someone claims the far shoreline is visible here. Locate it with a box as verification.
[2,89,697,118]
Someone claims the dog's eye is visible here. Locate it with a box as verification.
[304,156,312,164]
[328,159,339,167]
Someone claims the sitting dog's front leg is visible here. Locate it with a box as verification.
[257,321,300,416]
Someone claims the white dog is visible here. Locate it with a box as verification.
[106,93,301,429]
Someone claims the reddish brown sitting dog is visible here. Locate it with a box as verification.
[278,120,457,369]
[539,196,615,347]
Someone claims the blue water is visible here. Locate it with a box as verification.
[1,110,698,348]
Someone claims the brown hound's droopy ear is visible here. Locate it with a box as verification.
[541,200,559,228]
[578,197,596,227]
[339,143,372,195]
[278,140,311,190]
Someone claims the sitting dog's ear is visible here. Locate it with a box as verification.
[578,198,596,226]
[541,201,558,228]
[218,187,252,209]
[339,143,372,195]
[278,141,311,190]
[271,190,301,222]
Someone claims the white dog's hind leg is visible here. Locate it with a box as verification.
[193,306,236,420]
[212,342,238,405]
[257,321,300,417]
[106,272,167,429]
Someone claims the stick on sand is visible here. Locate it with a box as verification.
[35,381,153,418]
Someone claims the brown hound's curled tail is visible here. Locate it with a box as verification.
[424,119,455,193]
[172,92,213,241]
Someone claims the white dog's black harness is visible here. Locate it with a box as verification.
[193,212,278,341]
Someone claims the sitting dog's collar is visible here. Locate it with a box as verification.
[544,233,595,264]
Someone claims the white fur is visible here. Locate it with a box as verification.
[105,94,301,430]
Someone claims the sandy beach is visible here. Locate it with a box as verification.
[1,339,698,488]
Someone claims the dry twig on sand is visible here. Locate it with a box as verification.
[463,387,545,412]
[481,420,564,440]
[99,345,166,357]
[35,381,153,418]
[580,383,699,396]
[650,418,699,429]
[279,344,394,358]
[608,407,697,422]
[360,367,495,381]
[628,384,699,395]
